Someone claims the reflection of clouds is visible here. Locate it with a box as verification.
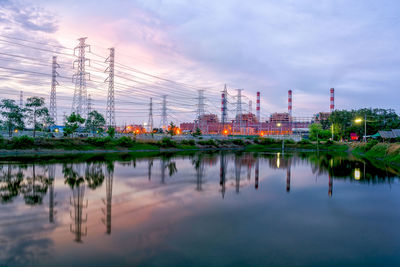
[0,153,399,265]
[0,237,53,266]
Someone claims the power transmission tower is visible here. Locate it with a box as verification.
[87,94,92,116]
[161,95,167,130]
[72,37,90,118]
[249,100,252,114]
[148,97,153,132]
[19,91,23,108]
[196,90,205,133]
[105,48,115,127]
[235,89,243,134]
[50,56,59,124]
[221,84,228,132]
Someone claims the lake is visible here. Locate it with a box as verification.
[1,151,400,266]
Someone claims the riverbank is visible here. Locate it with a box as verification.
[351,142,400,170]
[0,135,349,160]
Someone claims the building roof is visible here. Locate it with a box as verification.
[378,130,397,139]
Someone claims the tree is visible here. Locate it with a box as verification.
[0,99,24,137]
[107,127,115,138]
[85,110,105,133]
[167,122,177,136]
[192,127,202,137]
[309,123,331,141]
[25,97,53,137]
[64,113,85,136]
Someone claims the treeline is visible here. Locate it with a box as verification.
[310,108,400,141]
[0,97,107,137]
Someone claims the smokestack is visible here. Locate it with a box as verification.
[256,91,260,122]
[330,88,334,112]
[288,90,292,117]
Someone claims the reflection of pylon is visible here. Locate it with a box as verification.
[286,167,291,193]
[328,173,333,197]
[148,159,153,181]
[255,158,259,189]
[161,158,166,184]
[235,155,241,193]
[102,166,113,234]
[70,184,88,242]
[48,165,56,223]
[195,156,204,191]
[219,153,227,198]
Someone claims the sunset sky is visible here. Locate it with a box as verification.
[0,0,399,125]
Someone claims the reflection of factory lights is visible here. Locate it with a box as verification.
[354,168,361,180]
[277,152,280,168]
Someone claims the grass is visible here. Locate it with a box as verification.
[352,142,400,167]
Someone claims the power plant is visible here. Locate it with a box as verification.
[180,87,335,136]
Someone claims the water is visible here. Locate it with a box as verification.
[1,151,400,266]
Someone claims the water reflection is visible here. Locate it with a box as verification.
[0,151,399,265]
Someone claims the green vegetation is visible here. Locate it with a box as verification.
[309,123,331,141]
[352,142,400,166]
[317,108,400,141]
[85,110,106,133]
[0,99,24,137]
[25,96,53,137]
[64,112,85,136]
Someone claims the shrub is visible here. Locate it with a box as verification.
[11,135,34,149]
[86,137,112,146]
[297,139,311,145]
[255,138,277,145]
[181,139,195,146]
[363,139,378,152]
[325,139,334,145]
[232,139,244,146]
[197,139,217,147]
[284,139,295,144]
[159,137,177,148]
[115,136,135,147]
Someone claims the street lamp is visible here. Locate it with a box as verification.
[354,113,367,142]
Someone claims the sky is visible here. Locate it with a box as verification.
[0,0,399,125]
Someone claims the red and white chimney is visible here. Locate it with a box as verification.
[330,88,335,112]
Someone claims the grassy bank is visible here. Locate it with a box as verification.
[0,135,349,157]
[351,141,400,168]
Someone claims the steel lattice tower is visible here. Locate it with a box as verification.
[87,94,92,116]
[19,91,23,108]
[72,37,90,118]
[148,97,153,132]
[221,84,228,132]
[235,89,243,134]
[50,56,59,124]
[196,90,205,132]
[105,48,115,127]
[161,95,168,130]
